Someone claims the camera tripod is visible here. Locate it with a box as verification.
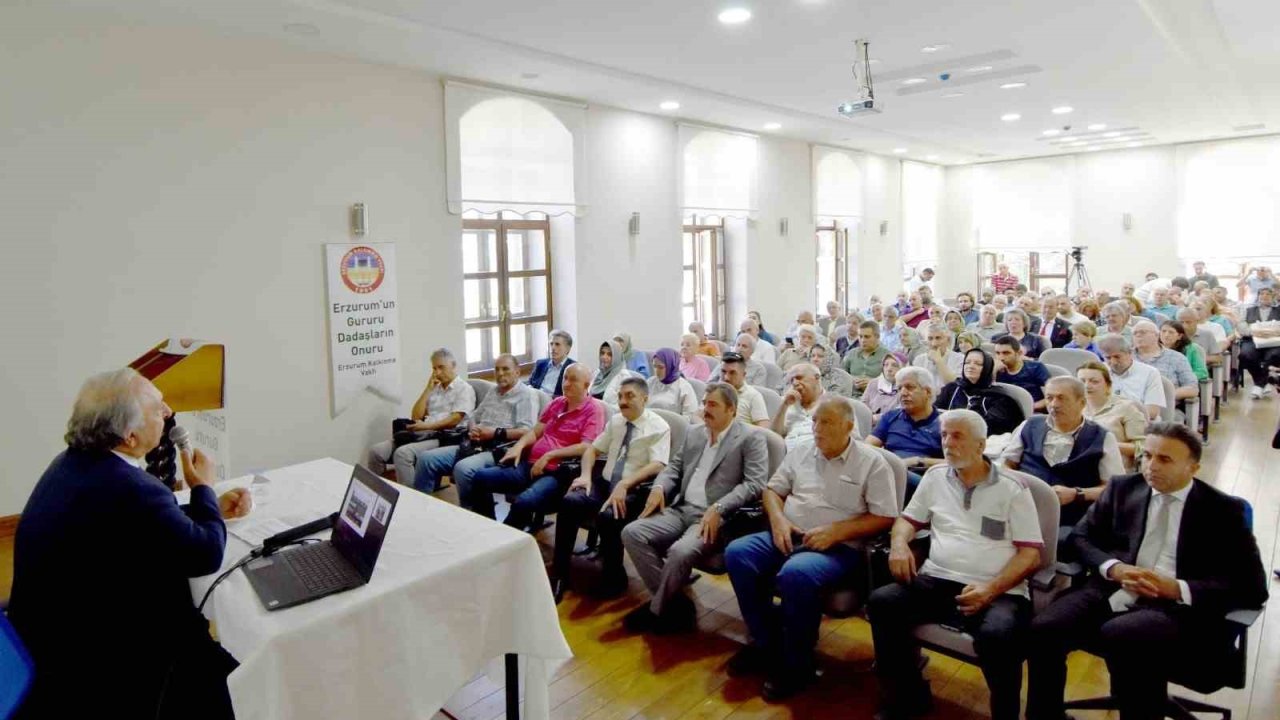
[1066,252,1092,296]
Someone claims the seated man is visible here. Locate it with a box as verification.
[1098,333,1168,421]
[621,383,768,633]
[966,302,1004,342]
[818,300,843,336]
[911,321,962,390]
[1026,423,1268,720]
[527,329,577,397]
[1239,286,1280,399]
[869,409,1044,720]
[9,369,251,718]
[1132,320,1198,404]
[867,366,945,496]
[689,321,721,357]
[709,333,768,386]
[716,351,772,428]
[955,291,981,325]
[1000,376,1123,550]
[771,362,824,449]
[368,348,476,483]
[740,317,778,364]
[553,378,670,602]
[724,397,898,700]
[468,364,605,528]
[842,320,891,394]
[992,335,1051,411]
[412,353,538,496]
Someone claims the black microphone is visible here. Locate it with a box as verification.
[261,513,338,556]
[169,425,192,454]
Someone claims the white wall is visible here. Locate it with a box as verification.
[0,11,461,514]
[748,137,816,333]
[857,153,906,304]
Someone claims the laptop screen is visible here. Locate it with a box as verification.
[331,465,400,581]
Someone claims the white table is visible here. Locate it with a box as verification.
[189,458,571,720]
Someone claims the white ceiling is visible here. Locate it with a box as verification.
[37,0,1280,164]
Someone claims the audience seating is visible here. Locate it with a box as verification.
[0,611,34,718]
[1043,364,1070,379]
[763,362,785,390]
[695,425,786,575]
[851,399,874,440]
[688,378,707,404]
[990,382,1034,425]
[822,446,908,618]
[1040,348,1098,375]
[756,385,783,419]
[467,378,496,406]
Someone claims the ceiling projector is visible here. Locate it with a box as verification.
[838,39,880,118]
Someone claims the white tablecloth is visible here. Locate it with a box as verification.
[188,458,571,720]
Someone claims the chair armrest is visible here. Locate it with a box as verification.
[1055,560,1085,577]
[1030,566,1058,591]
[1225,608,1262,628]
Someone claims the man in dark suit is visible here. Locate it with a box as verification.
[1026,422,1268,720]
[9,368,251,719]
[526,328,577,397]
[621,382,769,633]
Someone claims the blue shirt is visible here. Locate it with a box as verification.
[961,309,980,325]
[539,359,568,394]
[872,408,944,459]
[997,360,1051,402]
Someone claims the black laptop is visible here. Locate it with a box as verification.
[244,465,399,611]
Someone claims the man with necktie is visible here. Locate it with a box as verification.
[551,377,670,603]
[1025,422,1268,720]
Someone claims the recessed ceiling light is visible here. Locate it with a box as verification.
[967,65,993,73]
[763,122,782,130]
[942,92,965,98]
[893,148,908,154]
[921,44,950,53]
[283,22,319,35]
[1087,123,1106,131]
[1052,106,1074,114]
[1042,129,1061,136]
[1086,146,1100,151]
[926,154,940,160]
[902,77,928,85]
[718,8,752,24]
[1103,131,1121,138]
[521,72,540,80]
[1001,113,1021,122]
[659,101,680,111]
[1000,82,1027,90]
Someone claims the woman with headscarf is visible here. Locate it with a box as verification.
[861,352,907,424]
[955,331,985,355]
[943,310,966,351]
[808,344,853,396]
[677,333,711,381]
[646,348,699,422]
[612,332,650,378]
[935,348,1023,436]
[590,338,640,406]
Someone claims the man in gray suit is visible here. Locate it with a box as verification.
[621,382,769,633]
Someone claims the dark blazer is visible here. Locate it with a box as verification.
[656,421,768,517]
[1070,472,1268,617]
[9,449,232,718]
[527,357,577,397]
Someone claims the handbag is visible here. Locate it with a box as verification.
[391,418,468,450]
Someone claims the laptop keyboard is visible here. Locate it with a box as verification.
[286,543,360,593]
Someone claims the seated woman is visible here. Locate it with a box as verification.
[997,308,1047,359]
[1063,320,1105,359]
[590,339,640,406]
[955,330,984,355]
[935,348,1024,436]
[612,332,650,378]
[646,348,699,423]
[748,309,779,346]
[809,344,854,396]
[677,333,711,381]
[943,310,966,351]
[778,324,820,371]
[1160,319,1209,383]
[1077,360,1146,471]
[861,352,907,424]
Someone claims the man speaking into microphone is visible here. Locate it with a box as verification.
[8,367,250,718]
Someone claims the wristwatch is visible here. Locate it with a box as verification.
[1074,487,1084,503]
[713,501,728,515]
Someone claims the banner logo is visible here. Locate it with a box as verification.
[339,246,386,294]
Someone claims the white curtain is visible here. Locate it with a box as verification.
[679,124,757,218]
[811,145,863,219]
[902,161,941,266]
[444,80,588,216]
[972,156,1075,249]
[1176,136,1280,259]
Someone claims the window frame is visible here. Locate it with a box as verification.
[816,220,852,314]
[682,215,728,339]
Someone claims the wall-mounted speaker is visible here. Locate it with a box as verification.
[351,203,367,237]
[628,212,640,237]
[879,220,889,237]
[1122,212,1133,232]
[779,217,789,237]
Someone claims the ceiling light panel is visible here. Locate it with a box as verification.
[894,65,1042,96]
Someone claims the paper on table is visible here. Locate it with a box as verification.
[228,512,328,547]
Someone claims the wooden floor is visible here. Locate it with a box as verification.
[2,390,1277,720]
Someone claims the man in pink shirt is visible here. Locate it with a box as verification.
[467,364,607,529]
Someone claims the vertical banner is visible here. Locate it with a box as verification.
[325,243,402,417]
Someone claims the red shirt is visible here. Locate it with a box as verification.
[991,273,1020,294]
[529,396,607,469]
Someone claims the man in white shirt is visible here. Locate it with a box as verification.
[724,397,898,700]
[709,334,768,387]
[740,317,778,365]
[911,322,963,390]
[367,347,476,483]
[1026,423,1268,720]
[869,409,1043,720]
[771,363,824,449]
[553,377,670,602]
[716,352,771,427]
[905,267,936,295]
[1098,334,1166,421]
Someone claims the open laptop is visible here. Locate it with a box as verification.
[244,464,399,611]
